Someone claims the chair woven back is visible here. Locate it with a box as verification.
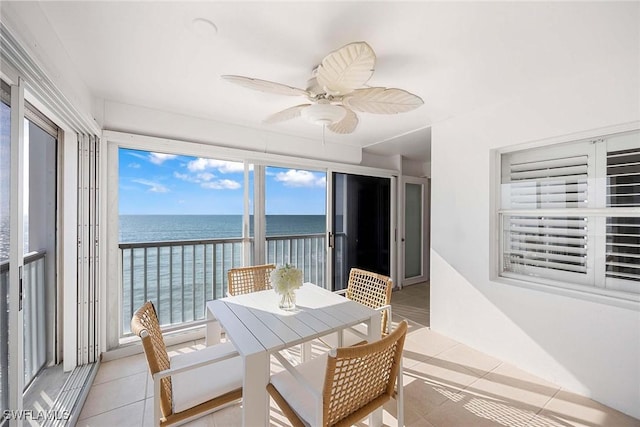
[131,301,173,418]
[227,264,276,296]
[323,320,407,427]
[346,268,393,334]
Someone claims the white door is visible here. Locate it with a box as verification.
[402,177,429,286]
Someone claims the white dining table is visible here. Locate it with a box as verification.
[206,282,382,427]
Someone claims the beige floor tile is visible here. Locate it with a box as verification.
[378,397,434,427]
[78,371,147,420]
[145,373,154,398]
[402,355,483,416]
[76,400,145,427]
[463,362,560,410]
[425,394,538,427]
[532,389,640,427]
[407,415,436,427]
[93,353,148,385]
[141,397,154,427]
[403,328,460,365]
[435,343,502,377]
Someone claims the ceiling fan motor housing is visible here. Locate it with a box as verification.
[301,101,347,125]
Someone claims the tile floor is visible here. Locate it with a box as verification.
[77,283,640,427]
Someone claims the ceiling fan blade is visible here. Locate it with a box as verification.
[221,75,309,97]
[327,108,358,134]
[263,104,311,124]
[342,87,424,114]
[316,42,376,96]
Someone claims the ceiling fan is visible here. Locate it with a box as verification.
[221,41,424,134]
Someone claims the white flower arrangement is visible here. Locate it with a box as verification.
[270,264,303,295]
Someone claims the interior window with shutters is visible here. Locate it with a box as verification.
[498,130,640,300]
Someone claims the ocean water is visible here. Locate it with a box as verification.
[119,214,325,242]
[119,215,327,332]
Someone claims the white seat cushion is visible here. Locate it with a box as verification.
[171,341,242,413]
[270,353,328,425]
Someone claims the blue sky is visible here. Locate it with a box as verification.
[119,148,326,215]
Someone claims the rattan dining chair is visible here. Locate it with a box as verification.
[268,320,408,427]
[321,267,393,348]
[227,263,276,296]
[131,301,243,426]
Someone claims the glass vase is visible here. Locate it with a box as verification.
[278,289,296,311]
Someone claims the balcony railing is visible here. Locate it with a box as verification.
[0,251,47,393]
[119,238,244,335]
[266,233,326,287]
[119,233,326,336]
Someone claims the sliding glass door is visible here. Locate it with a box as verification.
[22,116,57,388]
[1,80,59,423]
[0,81,11,427]
[331,173,391,291]
[264,166,327,287]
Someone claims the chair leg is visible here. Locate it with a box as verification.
[397,357,404,426]
[154,377,162,426]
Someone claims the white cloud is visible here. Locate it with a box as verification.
[174,172,190,181]
[198,172,215,181]
[128,162,141,169]
[149,152,178,165]
[133,179,169,193]
[174,171,217,183]
[274,170,326,188]
[127,152,147,160]
[175,171,239,190]
[201,179,241,190]
[187,158,249,173]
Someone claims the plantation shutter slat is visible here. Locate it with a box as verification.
[505,154,589,210]
[607,147,640,207]
[503,215,588,277]
[605,144,640,286]
[502,149,591,283]
[504,256,588,273]
[605,216,640,283]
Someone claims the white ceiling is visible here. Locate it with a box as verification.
[17,1,634,162]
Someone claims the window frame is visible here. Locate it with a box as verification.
[491,122,640,307]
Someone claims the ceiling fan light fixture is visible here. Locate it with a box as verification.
[301,103,346,126]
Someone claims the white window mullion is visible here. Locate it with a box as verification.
[242,162,252,265]
[592,139,607,288]
[253,165,266,265]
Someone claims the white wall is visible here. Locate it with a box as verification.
[430,40,640,418]
[103,101,363,165]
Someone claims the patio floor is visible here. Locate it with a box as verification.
[77,283,639,426]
